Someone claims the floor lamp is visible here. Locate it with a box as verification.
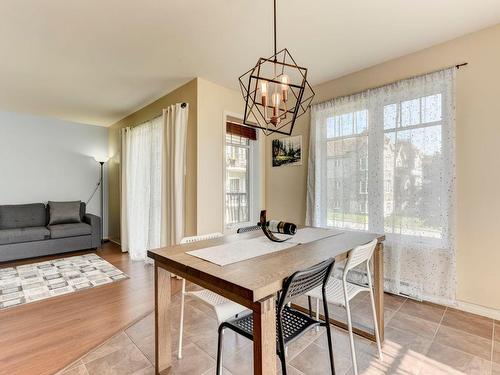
[94,156,109,244]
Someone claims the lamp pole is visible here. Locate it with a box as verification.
[99,161,104,245]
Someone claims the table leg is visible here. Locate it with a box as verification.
[253,296,277,375]
[373,242,384,342]
[155,263,172,375]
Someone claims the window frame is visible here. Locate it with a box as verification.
[222,113,261,233]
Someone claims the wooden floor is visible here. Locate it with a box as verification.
[0,242,176,375]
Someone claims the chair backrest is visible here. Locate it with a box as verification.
[180,232,223,244]
[278,258,335,309]
[344,239,378,274]
[236,225,260,234]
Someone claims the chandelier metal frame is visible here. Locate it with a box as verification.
[238,0,315,136]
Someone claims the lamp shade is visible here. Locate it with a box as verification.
[94,156,109,163]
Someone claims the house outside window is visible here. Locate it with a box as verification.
[325,109,369,230]
[359,180,368,194]
[359,157,368,171]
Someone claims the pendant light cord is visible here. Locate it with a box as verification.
[273,0,277,57]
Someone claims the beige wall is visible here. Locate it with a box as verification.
[265,127,309,225]
[266,23,500,310]
[107,79,198,242]
[108,77,265,242]
[197,78,266,234]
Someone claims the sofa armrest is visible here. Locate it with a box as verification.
[83,214,101,248]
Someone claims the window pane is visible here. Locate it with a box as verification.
[383,125,442,238]
[326,134,369,231]
[401,98,420,127]
[355,110,368,134]
[384,104,398,130]
[340,113,354,136]
[422,94,442,123]
[225,138,250,226]
[327,139,343,158]
[226,133,249,146]
[326,117,336,138]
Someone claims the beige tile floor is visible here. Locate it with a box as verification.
[58,289,500,375]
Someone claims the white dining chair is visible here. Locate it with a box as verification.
[306,239,383,375]
[177,232,247,359]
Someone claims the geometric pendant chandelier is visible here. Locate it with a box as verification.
[238,0,315,136]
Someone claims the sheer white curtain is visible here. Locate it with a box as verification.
[307,69,456,304]
[121,117,163,260]
[121,104,189,261]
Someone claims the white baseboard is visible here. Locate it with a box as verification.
[107,238,127,253]
[454,300,500,320]
[108,238,121,246]
[421,294,500,320]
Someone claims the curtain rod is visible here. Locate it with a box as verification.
[142,101,187,120]
[314,62,468,106]
[123,102,188,131]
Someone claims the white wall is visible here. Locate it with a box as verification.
[0,110,109,238]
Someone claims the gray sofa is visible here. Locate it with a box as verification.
[0,202,101,262]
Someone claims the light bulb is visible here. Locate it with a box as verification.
[281,75,289,88]
[260,81,268,107]
[271,92,281,125]
[281,75,289,102]
[272,92,281,108]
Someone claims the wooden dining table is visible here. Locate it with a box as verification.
[148,228,385,375]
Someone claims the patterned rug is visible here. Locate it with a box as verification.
[0,254,129,310]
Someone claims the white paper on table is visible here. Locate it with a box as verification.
[186,228,344,267]
[276,227,344,244]
[186,236,296,266]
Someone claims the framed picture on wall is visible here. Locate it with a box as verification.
[272,135,302,167]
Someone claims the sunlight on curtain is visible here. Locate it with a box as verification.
[122,116,163,261]
[120,104,189,262]
[307,69,456,304]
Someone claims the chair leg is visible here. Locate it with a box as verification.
[216,325,225,375]
[322,293,336,375]
[344,295,358,375]
[177,278,186,360]
[367,262,383,361]
[279,349,287,375]
[316,298,320,332]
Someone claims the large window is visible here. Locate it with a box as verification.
[224,121,259,229]
[322,94,445,238]
[307,68,456,303]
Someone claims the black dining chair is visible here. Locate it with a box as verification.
[216,258,336,375]
[236,225,261,233]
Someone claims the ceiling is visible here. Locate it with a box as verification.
[1,0,500,127]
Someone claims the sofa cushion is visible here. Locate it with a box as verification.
[48,201,82,225]
[48,223,92,239]
[0,226,50,245]
[79,202,86,220]
[0,203,47,229]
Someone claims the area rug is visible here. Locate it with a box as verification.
[0,254,128,310]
